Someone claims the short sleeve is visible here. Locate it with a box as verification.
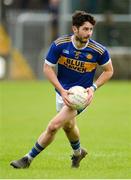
[45,42,61,66]
[97,49,111,66]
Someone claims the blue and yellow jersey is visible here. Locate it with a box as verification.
[45,34,111,91]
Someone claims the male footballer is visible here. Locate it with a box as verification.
[10,10,113,168]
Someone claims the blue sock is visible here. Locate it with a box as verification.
[27,142,44,159]
[70,140,81,156]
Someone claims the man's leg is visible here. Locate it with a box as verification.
[63,118,81,155]
[10,106,77,169]
[63,118,87,168]
[37,106,77,147]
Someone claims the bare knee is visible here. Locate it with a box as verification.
[47,122,59,135]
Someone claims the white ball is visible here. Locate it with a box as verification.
[68,86,88,110]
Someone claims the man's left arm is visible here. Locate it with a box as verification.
[94,60,114,89]
[87,60,114,105]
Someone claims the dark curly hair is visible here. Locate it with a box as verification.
[72,10,96,28]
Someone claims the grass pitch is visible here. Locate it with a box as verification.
[0,80,131,179]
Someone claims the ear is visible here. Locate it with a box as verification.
[72,26,78,33]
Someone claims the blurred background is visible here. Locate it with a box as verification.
[0,0,131,80]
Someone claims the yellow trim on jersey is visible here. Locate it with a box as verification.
[55,38,71,44]
[89,42,104,52]
[58,56,97,73]
[56,40,71,46]
[55,36,71,42]
[87,43,104,55]
[55,36,71,45]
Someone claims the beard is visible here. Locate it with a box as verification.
[75,35,89,44]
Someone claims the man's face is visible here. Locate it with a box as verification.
[73,21,94,43]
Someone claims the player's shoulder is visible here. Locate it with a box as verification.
[54,34,72,46]
[88,39,108,55]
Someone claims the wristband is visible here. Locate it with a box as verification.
[91,83,97,91]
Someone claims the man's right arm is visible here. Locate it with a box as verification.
[43,63,64,94]
[43,63,72,107]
